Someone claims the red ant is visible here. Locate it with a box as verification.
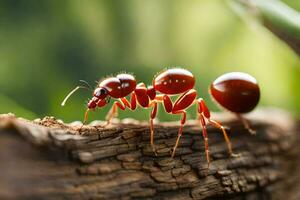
[62,68,260,168]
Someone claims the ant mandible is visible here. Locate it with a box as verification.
[62,68,260,168]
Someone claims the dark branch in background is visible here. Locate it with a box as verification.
[0,108,299,199]
[231,0,300,56]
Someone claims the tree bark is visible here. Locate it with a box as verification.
[0,108,299,200]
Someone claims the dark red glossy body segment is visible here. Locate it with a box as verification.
[99,74,136,98]
[146,86,156,100]
[210,72,260,113]
[87,97,98,109]
[172,89,197,112]
[153,68,195,95]
[135,87,149,108]
[198,99,210,118]
[97,99,107,107]
[163,95,173,113]
[117,74,137,96]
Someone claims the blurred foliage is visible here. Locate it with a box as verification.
[0,0,299,122]
[231,0,300,57]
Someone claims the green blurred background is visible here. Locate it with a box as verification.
[0,0,299,122]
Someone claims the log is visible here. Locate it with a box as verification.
[0,108,299,200]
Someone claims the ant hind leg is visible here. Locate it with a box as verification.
[236,114,256,135]
[197,98,238,160]
[208,119,238,157]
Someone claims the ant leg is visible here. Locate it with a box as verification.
[146,94,172,156]
[208,119,236,157]
[135,84,158,155]
[104,100,126,127]
[236,114,256,135]
[130,92,137,110]
[197,98,236,157]
[83,109,90,125]
[77,108,90,132]
[198,113,210,168]
[120,92,137,111]
[170,90,197,157]
[171,110,187,158]
[101,92,137,128]
[149,101,158,156]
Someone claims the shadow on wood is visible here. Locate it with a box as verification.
[0,108,299,200]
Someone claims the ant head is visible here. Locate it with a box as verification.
[87,96,108,110]
[93,87,109,99]
[88,87,110,110]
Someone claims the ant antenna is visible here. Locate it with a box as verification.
[61,85,91,106]
[79,80,92,89]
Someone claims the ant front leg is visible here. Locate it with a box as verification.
[104,100,126,127]
[83,108,90,125]
[77,108,91,132]
[121,92,137,111]
[104,92,137,127]
[79,108,104,133]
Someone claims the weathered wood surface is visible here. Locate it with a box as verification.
[0,108,299,200]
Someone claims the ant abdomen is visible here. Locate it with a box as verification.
[210,72,260,135]
[210,72,260,113]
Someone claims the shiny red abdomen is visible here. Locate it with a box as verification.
[210,72,260,113]
[99,74,136,98]
[153,68,195,95]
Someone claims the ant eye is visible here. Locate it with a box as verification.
[93,88,108,98]
[100,88,107,94]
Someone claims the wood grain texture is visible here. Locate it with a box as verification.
[0,108,299,200]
